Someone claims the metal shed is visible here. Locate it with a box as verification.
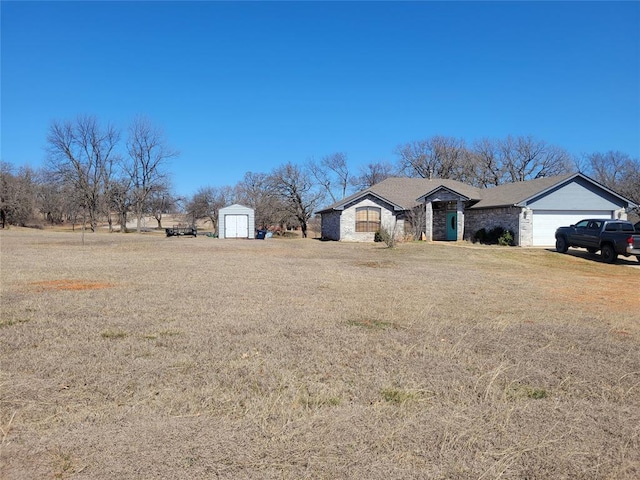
[218,204,255,239]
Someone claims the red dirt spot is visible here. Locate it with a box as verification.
[30,280,114,291]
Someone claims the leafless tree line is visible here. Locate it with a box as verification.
[1,115,177,232]
[2,128,639,231]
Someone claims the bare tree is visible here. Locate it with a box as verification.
[268,163,324,238]
[584,151,640,210]
[147,186,179,229]
[46,115,120,232]
[125,116,177,233]
[235,171,282,229]
[307,152,351,202]
[36,170,66,225]
[500,135,573,183]
[470,138,504,187]
[350,161,396,190]
[106,177,132,232]
[0,162,38,227]
[395,136,469,181]
[187,186,232,232]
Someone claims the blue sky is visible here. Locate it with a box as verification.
[2,1,639,197]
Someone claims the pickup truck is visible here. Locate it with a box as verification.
[555,218,640,263]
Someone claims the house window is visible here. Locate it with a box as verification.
[356,207,381,232]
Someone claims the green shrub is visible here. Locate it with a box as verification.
[498,230,514,246]
[474,226,514,246]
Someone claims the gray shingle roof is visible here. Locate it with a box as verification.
[316,177,482,213]
[317,173,609,212]
[317,173,637,214]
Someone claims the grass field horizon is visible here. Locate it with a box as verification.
[1,228,638,479]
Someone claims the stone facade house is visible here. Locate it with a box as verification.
[317,173,637,246]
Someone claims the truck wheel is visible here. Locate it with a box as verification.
[556,236,568,253]
[587,247,598,254]
[601,244,617,264]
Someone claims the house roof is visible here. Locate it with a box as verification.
[317,173,637,214]
[316,177,481,213]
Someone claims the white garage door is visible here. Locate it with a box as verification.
[532,210,613,246]
[225,214,249,238]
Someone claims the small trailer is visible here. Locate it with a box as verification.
[165,225,198,237]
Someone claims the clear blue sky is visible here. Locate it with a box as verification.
[2,1,639,197]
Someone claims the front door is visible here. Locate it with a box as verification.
[446,212,457,241]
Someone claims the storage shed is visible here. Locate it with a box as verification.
[218,204,255,239]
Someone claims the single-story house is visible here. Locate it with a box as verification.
[218,204,255,239]
[317,173,637,246]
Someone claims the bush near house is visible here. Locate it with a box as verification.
[474,226,515,246]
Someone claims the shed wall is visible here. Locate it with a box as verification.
[218,204,255,239]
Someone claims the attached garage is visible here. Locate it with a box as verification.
[218,204,255,239]
[531,210,613,246]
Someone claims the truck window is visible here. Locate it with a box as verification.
[575,220,589,228]
[605,223,618,232]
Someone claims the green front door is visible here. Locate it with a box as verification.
[446,212,457,240]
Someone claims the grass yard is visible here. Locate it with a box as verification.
[1,228,639,479]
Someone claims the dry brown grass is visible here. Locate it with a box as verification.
[1,228,639,479]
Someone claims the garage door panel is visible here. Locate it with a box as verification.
[532,210,612,246]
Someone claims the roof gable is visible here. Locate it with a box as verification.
[469,173,637,209]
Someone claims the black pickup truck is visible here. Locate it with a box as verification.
[555,219,640,263]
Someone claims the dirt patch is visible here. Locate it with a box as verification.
[29,280,115,291]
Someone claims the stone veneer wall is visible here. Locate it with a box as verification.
[320,210,342,240]
[338,196,404,242]
[432,208,447,241]
[464,207,522,244]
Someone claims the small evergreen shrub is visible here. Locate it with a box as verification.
[498,230,514,246]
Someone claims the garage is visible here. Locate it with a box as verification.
[531,210,613,246]
[218,204,255,239]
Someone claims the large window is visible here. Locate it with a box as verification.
[356,207,381,232]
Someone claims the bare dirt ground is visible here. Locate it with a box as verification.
[1,228,639,479]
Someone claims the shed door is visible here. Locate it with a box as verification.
[225,214,249,238]
[532,210,613,246]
